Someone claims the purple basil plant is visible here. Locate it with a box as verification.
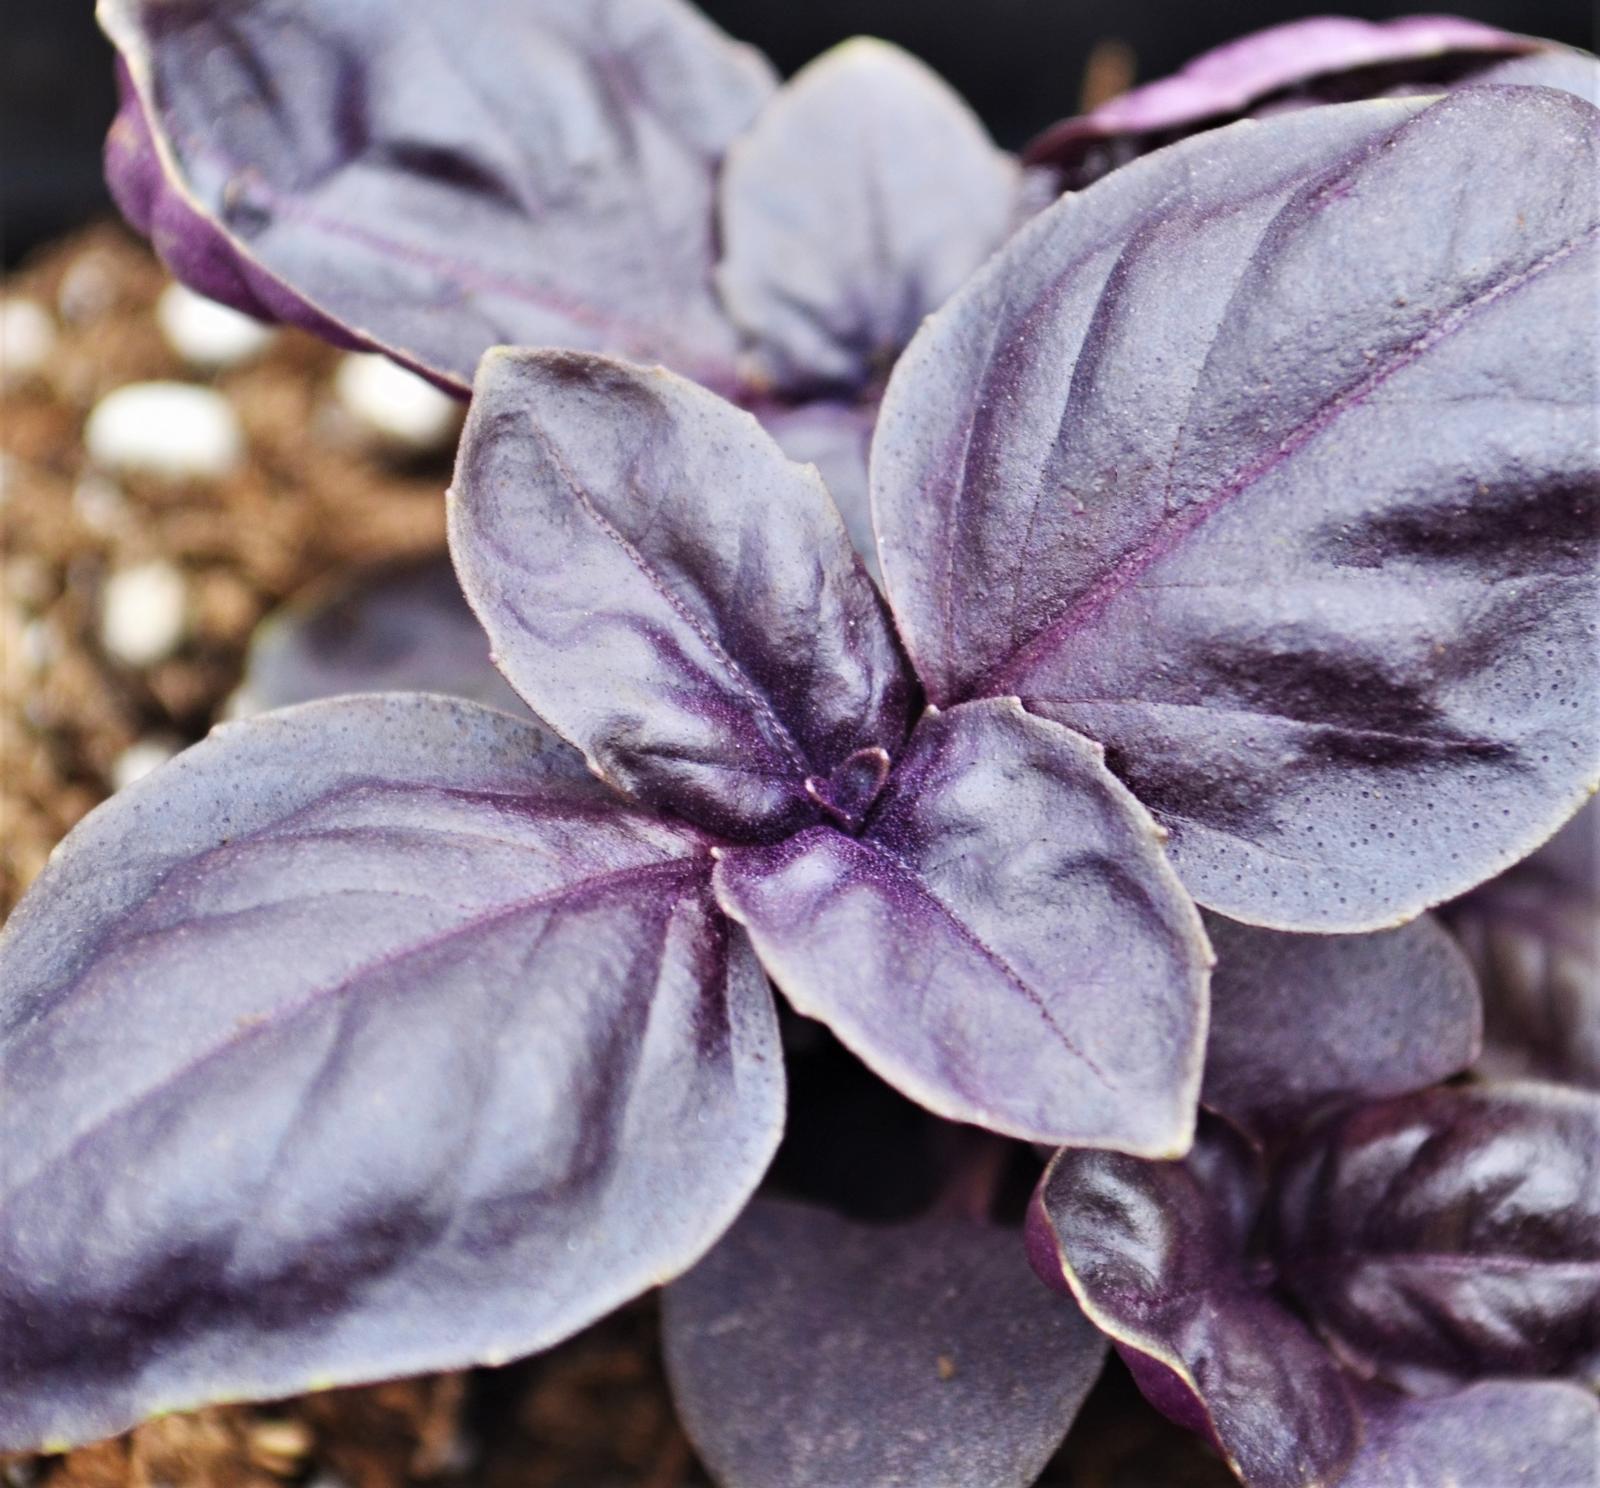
[1,6,1598,1481]
[98,0,1034,569]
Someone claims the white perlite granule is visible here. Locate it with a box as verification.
[334,352,461,451]
[156,282,276,368]
[100,560,188,667]
[85,381,245,481]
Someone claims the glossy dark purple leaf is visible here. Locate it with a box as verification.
[663,1199,1106,1488]
[1028,1123,1362,1488]
[714,697,1209,1149]
[450,349,915,843]
[0,695,783,1452]
[1023,15,1535,185]
[99,0,776,393]
[716,38,1017,396]
[1273,1083,1600,1389]
[873,88,1600,930]
[1444,799,1600,1089]
[1202,913,1480,1138]
[1343,1379,1600,1488]
[230,557,526,718]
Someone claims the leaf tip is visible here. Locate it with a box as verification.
[811,34,920,74]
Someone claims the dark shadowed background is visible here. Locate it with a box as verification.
[3,0,1594,265]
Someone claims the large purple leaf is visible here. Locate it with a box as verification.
[1023,16,1535,186]
[230,557,525,718]
[716,38,1016,397]
[1202,913,1480,1139]
[872,88,1600,931]
[662,1199,1106,1488]
[1028,1123,1362,1488]
[450,349,914,843]
[1344,1379,1600,1488]
[0,695,784,1452]
[99,0,776,393]
[103,63,367,361]
[1273,1083,1600,1389]
[714,697,1209,1150]
[1444,799,1600,1089]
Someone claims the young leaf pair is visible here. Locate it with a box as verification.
[1027,855,1599,1486]
[99,0,1025,567]
[1030,1085,1600,1488]
[3,75,1597,1450]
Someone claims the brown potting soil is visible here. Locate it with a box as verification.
[1,224,448,912]
[1,225,1229,1488]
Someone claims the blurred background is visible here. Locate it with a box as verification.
[5,0,1593,266]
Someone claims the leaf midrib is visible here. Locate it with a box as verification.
[983,221,1599,701]
[2,856,705,1203]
